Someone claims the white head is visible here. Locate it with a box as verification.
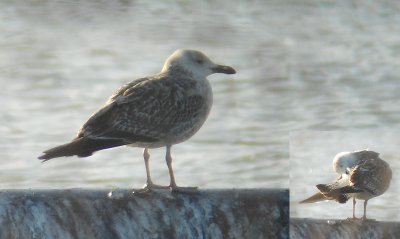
[161,49,236,79]
[332,151,357,175]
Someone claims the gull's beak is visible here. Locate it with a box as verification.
[212,64,236,74]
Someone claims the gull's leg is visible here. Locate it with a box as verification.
[142,148,169,190]
[165,145,197,192]
[362,200,368,221]
[352,197,357,219]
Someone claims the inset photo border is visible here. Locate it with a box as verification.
[290,130,400,221]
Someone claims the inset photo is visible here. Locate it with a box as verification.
[290,130,399,221]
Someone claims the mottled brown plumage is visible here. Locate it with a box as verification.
[39,49,236,191]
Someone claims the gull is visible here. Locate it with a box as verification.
[38,49,236,192]
[300,150,392,220]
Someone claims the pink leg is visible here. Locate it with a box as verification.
[362,200,368,220]
[165,145,197,192]
[142,148,169,190]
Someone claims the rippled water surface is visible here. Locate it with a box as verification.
[1,1,400,220]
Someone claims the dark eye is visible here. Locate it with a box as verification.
[196,59,203,64]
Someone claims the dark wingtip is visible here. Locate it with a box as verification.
[38,154,50,162]
[316,184,329,192]
[339,185,363,194]
[337,194,350,204]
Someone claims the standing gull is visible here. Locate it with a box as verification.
[38,49,236,192]
[300,150,392,220]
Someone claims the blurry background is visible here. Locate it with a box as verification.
[290,131,400,221]
[0,0,399,197]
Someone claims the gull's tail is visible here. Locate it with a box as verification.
[38,137,126,161]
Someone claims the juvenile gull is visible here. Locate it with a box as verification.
[38,49,236,192]
[300,150,392,220]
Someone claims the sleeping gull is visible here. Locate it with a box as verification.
[300,150,392,220]
[38,49,236,192]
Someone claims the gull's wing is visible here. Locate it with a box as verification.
[351,150,380,163]
[78,74,206,143]
[349,158,392,196]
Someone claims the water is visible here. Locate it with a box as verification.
[0,0,399,220]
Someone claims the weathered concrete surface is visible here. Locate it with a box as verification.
[0,188,288,239]
[290,218,400,239]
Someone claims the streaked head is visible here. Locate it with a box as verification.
[161,49,236,78]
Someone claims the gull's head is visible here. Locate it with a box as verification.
[161,49,236,79]
[332,151,357,175]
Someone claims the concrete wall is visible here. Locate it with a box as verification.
[0,188,288,239]
[290,218,400,239]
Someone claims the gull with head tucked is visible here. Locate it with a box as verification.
[300,150,392,220]
[38,49,236,192]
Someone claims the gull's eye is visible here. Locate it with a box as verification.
[195,59,203,64]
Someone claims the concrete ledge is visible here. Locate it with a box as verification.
[0,188,288,239]
[290,218,400,239]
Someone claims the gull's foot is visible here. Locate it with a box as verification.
[146,183,170,190]
[361,217,375,222]
[133,182,170,194]
[345,217,360,221]
[170,185,198,193]
[133,187,150,194]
